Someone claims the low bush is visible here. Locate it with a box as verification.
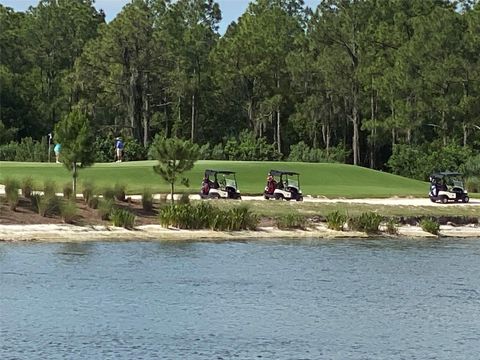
[326,211,347,231]
[178,192,190,205]
[348,212,383,233]
[60,200,78,224]
[111,208,136,229]
[63,183,73,200]
[384,218,399,235]
[43,180,57,197]
[88,196,100,209]
[82,181,95,204]
[114,183,127,202]
[465,177,479,193]
[159,203,258,231]
[275,214,307,230]
[142,188,153,212]
[4,178,20,211]
[102,187,115,201]
[32,194,61,217]
[420,218,440,235]
[21,177,34,198]
[98,199,115,220]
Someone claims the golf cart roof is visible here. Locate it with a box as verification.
[430,172,463,179]
[205,169,236,176]
[269,170,300,176]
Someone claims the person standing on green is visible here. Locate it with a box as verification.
[54,143,61,163]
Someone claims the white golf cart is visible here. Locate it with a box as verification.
[264,170,303,201]
[200,169,241,200]
[429,172,469,204]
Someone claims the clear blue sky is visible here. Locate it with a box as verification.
[1,0,321,33]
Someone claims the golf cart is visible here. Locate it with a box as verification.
[429,172,469,204]
[264,170,303,201]
[200,170,241,200]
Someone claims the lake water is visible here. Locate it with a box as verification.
[1,238,480,359]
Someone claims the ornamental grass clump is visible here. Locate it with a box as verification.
[178,192,190,205]
[420,218,440,235]
[141,188,153,212]
[348,212,383,234]
[43,180,57,198]
[60,200,78,224]
[326,210,347,231]
[111,208,135,229]
[385,218,399,235]
[63,183,73,200]
[82,181,95,205]
[212,206,259,231]
[159,203,258,231]
[21,177,34,198]
[102,187,115,201]
[32,194,61,217]
[88,196,99,209]
[98,199,115,220]
[4,178,20,210]
[114,183,127,202]
[275,214,307,230]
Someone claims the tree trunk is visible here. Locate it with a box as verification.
[276,76,281,154]
[170,182,174,204]
[369,85,375,169]
[442,110,447,147]
[191,92,195,142]
[352,83,360,165]
[463,122,468,147]
[72,162,77,200]
[143,72,149,147]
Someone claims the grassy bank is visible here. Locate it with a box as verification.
[0,160,428,197]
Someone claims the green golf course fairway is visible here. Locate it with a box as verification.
[0,160,428,198]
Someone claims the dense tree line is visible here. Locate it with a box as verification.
[1,0,479,176]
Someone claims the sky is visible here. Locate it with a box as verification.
[1,0,321,33]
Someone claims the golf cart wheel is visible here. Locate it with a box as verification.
[430,197,436,203]
[463,196,469,203]
[296,197,303,202]
[440,196,448,204]
[210,193,220,199]
[274,193,283,200]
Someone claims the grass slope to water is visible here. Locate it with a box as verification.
[0,160,427,197]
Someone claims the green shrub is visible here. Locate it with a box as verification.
[43,180,57,197]
[326,210,347,231]
[465,177,479,193]
[275,214,307,230]
[158,203,258,231]
[142,188,153,212]
[82,181,95,204]
[4,178,20,211]
[102,187,115,201]
[98,199,115,220]
[63,183,73,200]
[32,194,61,217]
[348,212,383,233]
[385,218,398,235]
[178,192,190,205]
[111,208,136,229]
[288,141,350,163]
[88,196,100,209]
[114,183,126,202]
[420,218,440,235]
[21,177,34,198]
[0,137,48,162]
[60,200,78,224]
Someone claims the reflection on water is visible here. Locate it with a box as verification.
[1,238,480,359]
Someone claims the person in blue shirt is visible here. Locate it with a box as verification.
[54,143,61,163]
[115,137,124,162]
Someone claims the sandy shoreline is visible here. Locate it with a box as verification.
[1,223,479,242]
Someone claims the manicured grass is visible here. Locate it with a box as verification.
[0,160,428,197]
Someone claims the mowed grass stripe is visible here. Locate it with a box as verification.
[0,160,427,197]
